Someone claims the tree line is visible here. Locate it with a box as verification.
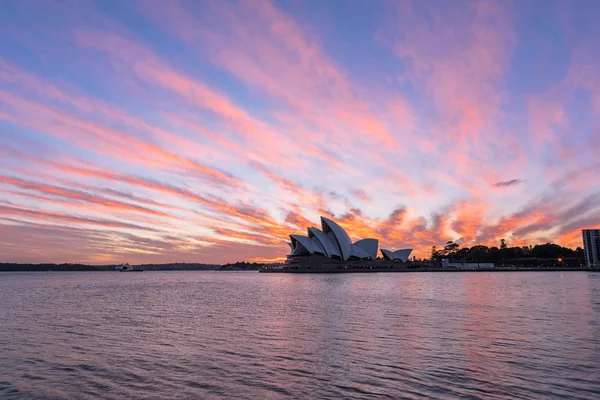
[430,240,584,264]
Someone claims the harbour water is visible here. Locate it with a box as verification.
[1,271,599,399]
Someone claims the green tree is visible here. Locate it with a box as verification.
[454,247,471,260]
[467,245,490,260]
[443,241,460,258]
[431,246,438,259]
[488,246,501,261]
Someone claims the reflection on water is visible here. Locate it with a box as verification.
[1,271,599,399]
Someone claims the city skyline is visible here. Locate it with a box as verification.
[1,0,599,264]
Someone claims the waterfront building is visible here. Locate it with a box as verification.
[286,216,413,267]
[582,229,600,268]
[381,249,413,262]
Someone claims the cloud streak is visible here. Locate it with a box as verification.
[493,179,524,188]
[0,0,598,263]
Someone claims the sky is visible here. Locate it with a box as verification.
[0,0,599,264]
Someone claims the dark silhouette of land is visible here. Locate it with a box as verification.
[428,241,585,268]
[0,241,591,272]
[219,261,266,271]
[0,263,221,272]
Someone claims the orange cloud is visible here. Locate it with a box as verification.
[0,203,158,232]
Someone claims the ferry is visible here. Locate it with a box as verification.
[115,263,143,272]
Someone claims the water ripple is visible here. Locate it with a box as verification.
[1,271,600,399]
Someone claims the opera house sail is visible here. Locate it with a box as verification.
[283,216,413,272]
[380,249,413,262]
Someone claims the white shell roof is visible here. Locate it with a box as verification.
[307,227,334,258]
[354,238,378,260]
[286,216,385,261]
[290,234,314,254]
[351,245,370,259]
[321,217,353,260]
[381,248,413,262]
[311,236,327,256]
[327,231,341,257]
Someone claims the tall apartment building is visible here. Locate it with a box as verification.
[582,229,600,268]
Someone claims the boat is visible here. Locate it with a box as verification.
[116,263,143,272]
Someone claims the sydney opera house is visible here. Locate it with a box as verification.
[286,216,413,268]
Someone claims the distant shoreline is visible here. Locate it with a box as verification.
[1,263,597,273]
[262,267,598,274]
[0,263,220,272]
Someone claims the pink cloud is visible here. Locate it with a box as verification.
[0,203,158,232]
[0,0,596,264]
[139,0,412,156]
[0,89,242,188]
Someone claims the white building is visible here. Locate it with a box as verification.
[380,249,413,262]
[582,229,600,268]
[287,216,412,262]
